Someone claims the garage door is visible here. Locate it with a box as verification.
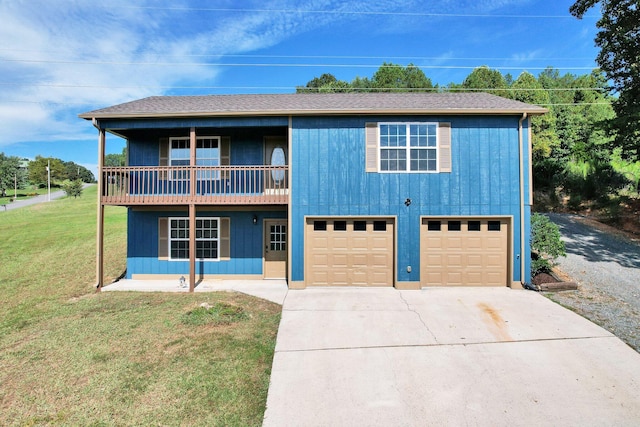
[305,218,394,287]
[420,218,509,287]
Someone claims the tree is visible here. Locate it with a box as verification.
[297,63,433,93]
[105,146,127,167]
[0,153,26,197]
[511,72,559,160]
[371,62,433,92]
[296,73,351,93]
[571,0,640,160]
[28,156,65,187]
[461,66,509,97]
[62,179,84,198]
[63,161,95,183]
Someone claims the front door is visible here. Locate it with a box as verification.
[264,136,287,193]
[264,219,287,279]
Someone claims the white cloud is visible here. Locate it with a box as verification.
[0,0,535,149]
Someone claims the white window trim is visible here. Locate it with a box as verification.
[167,216,221,262]
[378,122,439,173]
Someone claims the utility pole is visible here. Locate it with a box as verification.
[14,173,17,199]
[47,159,51,202]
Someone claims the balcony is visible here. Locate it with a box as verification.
[101,166,288,205]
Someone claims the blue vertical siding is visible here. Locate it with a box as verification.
[126,209,286,278]
[291,115,530,285]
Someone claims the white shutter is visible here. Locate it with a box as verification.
[365,123,378,172]
[438,122,452,173]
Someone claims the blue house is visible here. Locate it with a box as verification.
[80,93,546,291]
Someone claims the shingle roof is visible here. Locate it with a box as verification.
[79,92,547,119]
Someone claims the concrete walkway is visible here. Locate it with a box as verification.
[263,287,640,426]
[103,278,288,305]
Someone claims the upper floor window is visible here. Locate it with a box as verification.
[169,137,220,167]
[379,123,438,172]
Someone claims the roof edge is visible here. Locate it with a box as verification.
[79,107,547,120]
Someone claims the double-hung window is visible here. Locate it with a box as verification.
[169,136,221,180]
[169,217,220,260]
[379,123,438,172]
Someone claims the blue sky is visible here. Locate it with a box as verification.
[0,0,600,176]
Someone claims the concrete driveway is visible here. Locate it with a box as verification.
[263,287,640,426]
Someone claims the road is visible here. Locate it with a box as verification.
[546,213,640,352]
[1,184,94,211]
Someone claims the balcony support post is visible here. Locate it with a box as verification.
[190,127,196,199]
[96,127,105,291]
[189,203,196,292]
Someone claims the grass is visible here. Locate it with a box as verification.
[0,186,281,426]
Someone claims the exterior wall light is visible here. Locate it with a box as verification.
[253,215,258,225]
[404,198,411,206]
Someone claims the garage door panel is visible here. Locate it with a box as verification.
[421,218,509,287]
[306,218,394,287]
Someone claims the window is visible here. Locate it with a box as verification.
[488,221,501,231]
[468,221,481,231]
[353,221,367,231]
[314,221,327,231]
[334,221,347,231]
[379,123,437,172]
[448,221,461,231]
[373,221,387,231]
[169,217,219,260]
[169,136,221,180]
[427,221,441,231]
[270,224,286,251]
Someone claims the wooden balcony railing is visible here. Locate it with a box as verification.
[101,166,288,205]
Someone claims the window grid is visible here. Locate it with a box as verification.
[169,136,221,180]
[270,224,287,251]
[169,217,220,260]
[379,123,438,172]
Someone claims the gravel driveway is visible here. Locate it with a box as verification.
[546,213,640,352]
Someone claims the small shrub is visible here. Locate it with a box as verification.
[531,213,566,276]
[62,179,84,198]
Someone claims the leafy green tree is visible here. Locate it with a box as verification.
[62,179,84,198]
[571,0,640,160]
[371,62,433,92]
[511,71,559,160]
[63,161,95,183]
[105,146,127,167]
[297,63,433,93]
[530,213,566,276]
[28,156,65,186]
[0,153,26,197]
[296,73,351,93]
[461,66,509,97]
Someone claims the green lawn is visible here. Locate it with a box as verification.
[0,186,281,426]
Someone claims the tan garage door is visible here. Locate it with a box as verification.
[420,218,509,287]
[305,218,394,287]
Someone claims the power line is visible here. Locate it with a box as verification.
[113,5,598,20]
[0,49,597,62]
[0,57,597,71]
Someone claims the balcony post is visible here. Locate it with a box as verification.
[190,127,196,199]
[96,127,105,291]
[189,203,196,292]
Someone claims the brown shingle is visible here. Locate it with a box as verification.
[79,92,547,119]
